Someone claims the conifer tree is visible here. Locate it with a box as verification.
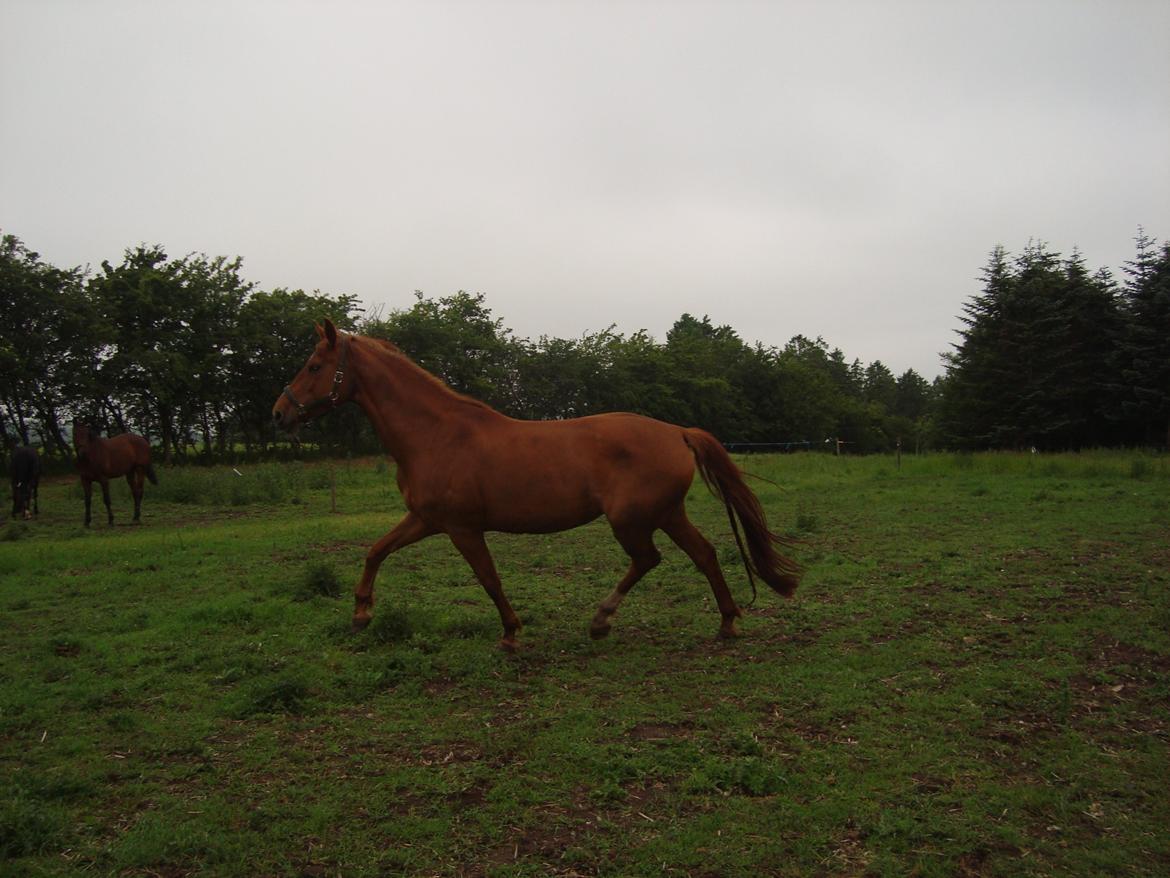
[1115,230,1170,447]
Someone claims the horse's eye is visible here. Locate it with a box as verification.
[309,364,322,373]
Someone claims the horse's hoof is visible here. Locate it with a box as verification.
[717,622,741,640]
[351,615,371,633]
[589,622,611,640]
[498,637,519,653]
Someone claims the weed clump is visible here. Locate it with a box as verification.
[1130,458,1151,480]
[0,787,68,858]
[1,523,30,542]
[237,677,310,717]
[793,510,819,533]
[686,756,788,797]
[296,561,342,601]
[369,611,415,644]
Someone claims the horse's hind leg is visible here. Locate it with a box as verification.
[590,525,661,640]
[448,530,522,652]
[128,470,145,522]
[661,504,743,639]
[82,478,93,526]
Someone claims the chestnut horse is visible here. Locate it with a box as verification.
[73,421,158,526]
[272,319,800,650]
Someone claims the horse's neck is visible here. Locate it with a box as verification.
[78,437,104,466]
[352,340,491,462]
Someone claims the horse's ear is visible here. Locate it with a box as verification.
[314,322,325,340]
[323,318,338,349]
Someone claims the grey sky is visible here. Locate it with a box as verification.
[3,0,1168,378]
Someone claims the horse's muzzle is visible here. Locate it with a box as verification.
[272,402,299,433]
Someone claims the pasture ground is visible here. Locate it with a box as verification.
[1,451,1168,877]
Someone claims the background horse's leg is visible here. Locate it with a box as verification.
[352,512,435,632]
[82,478,93,526]
[447,530,522,652]
[590,524,661,639]
[661,505,743,638]
[128,469,145,521]
[100,479,114,525]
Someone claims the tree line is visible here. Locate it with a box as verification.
[2,229,1166,463]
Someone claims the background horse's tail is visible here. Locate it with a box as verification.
[145,463,159,485]
[683,428,801,599]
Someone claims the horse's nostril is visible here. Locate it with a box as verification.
[273,410,282,423]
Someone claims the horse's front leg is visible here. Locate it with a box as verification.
[352,512,435,632]
[448,530,522,652]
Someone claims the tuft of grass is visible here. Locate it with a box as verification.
[234,677,311,717]
[686,756,789,797]
[296,560,342,601]
[1,523,31,542]
[0,787,69,858]
[793,509,820,533]
[367,609,416,644]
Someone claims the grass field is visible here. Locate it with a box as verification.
[2,450,1168,877]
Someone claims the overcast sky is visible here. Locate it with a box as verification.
[2,0,1167,378]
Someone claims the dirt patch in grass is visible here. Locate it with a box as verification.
[626,722,693,742]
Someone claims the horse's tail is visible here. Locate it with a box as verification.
[145,463,159,485]
[683,428,801,600]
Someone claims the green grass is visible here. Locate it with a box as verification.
[2,451,1168,876]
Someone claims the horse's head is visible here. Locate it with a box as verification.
[72,420,93,454]
[272,318,353,433]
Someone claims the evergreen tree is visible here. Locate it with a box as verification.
[943,242,1126,450]
[1115,230,1170,447]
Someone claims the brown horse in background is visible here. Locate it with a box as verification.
[73,421,158,526]
[272,319,801,651]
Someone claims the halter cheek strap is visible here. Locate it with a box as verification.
[282,334,351,420]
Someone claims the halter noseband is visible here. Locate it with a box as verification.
[282,334,351,420]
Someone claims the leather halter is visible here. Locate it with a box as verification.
[281,334,351,420]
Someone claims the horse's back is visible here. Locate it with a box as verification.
[11,446,39,481]
[87,433,152,478]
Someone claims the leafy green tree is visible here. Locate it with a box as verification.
[513,331,613,420]
[600,329,686,423]
[0,233,96,455]
[363,292,522,414]
[86,247,257,459]
[663,314,754,438]
[231,287,362,453]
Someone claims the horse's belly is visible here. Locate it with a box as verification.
[483,484,603,534]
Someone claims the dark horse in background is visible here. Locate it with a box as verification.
[9,446,40,520]
[272,320,801,651]
[73,421,158,526]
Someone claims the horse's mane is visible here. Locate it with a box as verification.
[358,334,497,414]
